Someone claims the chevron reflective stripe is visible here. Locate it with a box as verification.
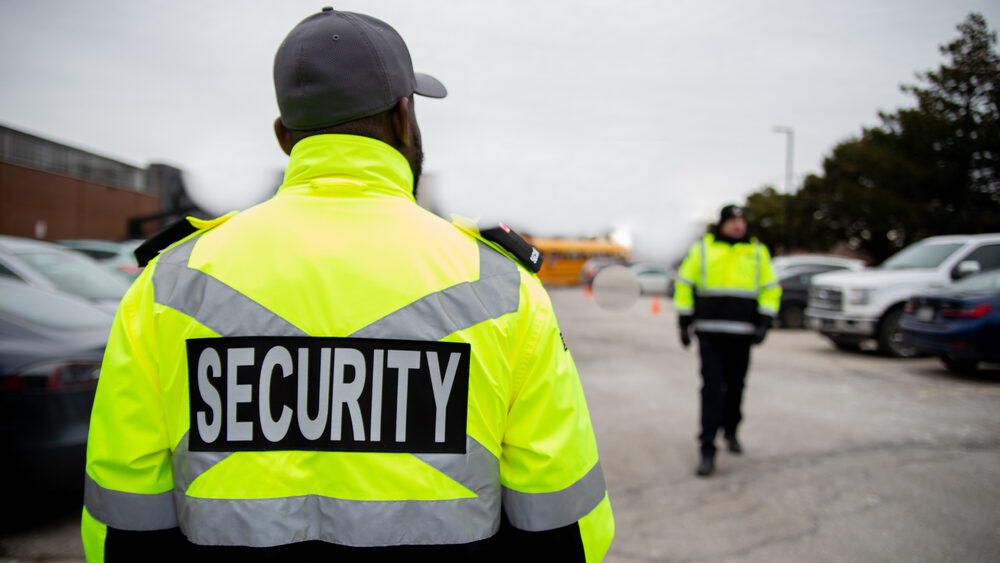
[91,235,523,543]
[153,237,519,342]
[696,288,758,299]
[154,237,308,338]
[352,241,520,341]
[693,319,756,334]
[174,435,502,547]
[84,474,177,531]
[502,462,606,532]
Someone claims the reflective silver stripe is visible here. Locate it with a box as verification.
[351,241,520,340]
[178,435,501,547]
[759,305,779,317]
[415,435,500,506]
[699,238,708,288]
[502,462,606,532]
[697,288,758,299]
[761,282,781,289]
[676,307,694,316]
[84,473,177,530]
[694,319,756,334]
[754,242,761,290]
[172,432,231,493]
[179,490,496,547]
[154,237,308,338]
[676,275,695,287]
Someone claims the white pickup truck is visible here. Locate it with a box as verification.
[805,233,1000,357]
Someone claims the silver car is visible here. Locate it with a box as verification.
[0,234,132,314]
[58,238,144,280]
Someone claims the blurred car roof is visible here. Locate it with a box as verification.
[57,238,144,279]
[0,234,132,313]
[772,254,865,275]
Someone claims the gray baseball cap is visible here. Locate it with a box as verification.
[274,7,447,131]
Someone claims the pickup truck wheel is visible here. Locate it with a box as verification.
[877,307,919,358]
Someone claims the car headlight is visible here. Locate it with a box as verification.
[847,288,874,305]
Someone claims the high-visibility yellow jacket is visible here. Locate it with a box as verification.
[673,233,781,335]
[82,134,613,561]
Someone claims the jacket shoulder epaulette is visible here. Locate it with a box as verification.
[134,213,237,267]
[450,216,544,273]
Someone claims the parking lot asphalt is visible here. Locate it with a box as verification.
[2,286,999,562]
[556,287,1000,563]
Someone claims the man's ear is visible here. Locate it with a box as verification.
[274,117,295,155]
[389,97,411,148]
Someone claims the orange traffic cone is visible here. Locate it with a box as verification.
[584,284,593,299]
[651,295,661,316]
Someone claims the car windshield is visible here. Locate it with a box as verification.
[949,270,1000,295]
[880,242,963,270]
[16,250,131,301]
[0,282,113,329]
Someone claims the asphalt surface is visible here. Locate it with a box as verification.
[3,286,999,562]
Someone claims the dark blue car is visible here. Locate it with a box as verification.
[901,269,1000,373]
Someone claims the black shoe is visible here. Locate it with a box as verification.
[725,435,743,455]
[695,456,715,477]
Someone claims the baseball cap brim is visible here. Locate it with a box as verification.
[415,72,447,99]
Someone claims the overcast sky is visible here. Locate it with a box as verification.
[3,0,999,260]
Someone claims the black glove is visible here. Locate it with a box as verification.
[753,315,772,345]
[678,316,693,349]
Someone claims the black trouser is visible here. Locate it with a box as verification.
[696,332,752,457]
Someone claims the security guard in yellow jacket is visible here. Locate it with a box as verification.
[82,8,613,561]
[673,205,780,477]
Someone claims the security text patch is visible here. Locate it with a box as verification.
[187,337,470,453]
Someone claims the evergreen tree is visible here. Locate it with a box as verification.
[744,13,1000,262]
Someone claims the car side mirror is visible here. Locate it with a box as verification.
[953,260,981,280]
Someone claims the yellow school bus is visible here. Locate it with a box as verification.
[524,237,630,286]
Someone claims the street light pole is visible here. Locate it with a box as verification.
[772,126,794,254]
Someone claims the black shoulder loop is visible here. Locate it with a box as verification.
[479,223,544,273]
[134,218,198,267]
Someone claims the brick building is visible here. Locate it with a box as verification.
[0,124,206,241]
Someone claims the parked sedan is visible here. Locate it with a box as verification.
[0,279,111,509]
[772,254,865,278]
[58,238,144,279]
[778,263,863,328]
[900,269,1000,373]
[0,234,132,313]
[628,262,674,296]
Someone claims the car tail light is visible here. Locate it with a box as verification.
[46,363,101,389]
[117,264,143,276]
[904,301,916,314]
[1,362,100,391]
[941,304,993,319]
[0,375,25,392]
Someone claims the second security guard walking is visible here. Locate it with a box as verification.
[674,205,781,477]
[81,7,613,561]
